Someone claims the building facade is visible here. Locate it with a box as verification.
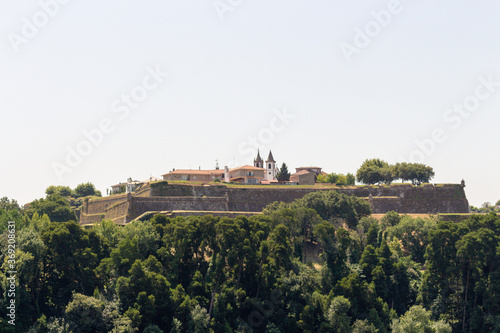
[162,169,224,182]
[290,170,316,185]
[226,165,265,184]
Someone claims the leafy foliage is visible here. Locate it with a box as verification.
[2,195,499,332]
[356,159,435,185]
[74,182,102,197]
[276,162,291,183]
[26,194,77,222]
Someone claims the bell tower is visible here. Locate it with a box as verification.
[254,149,263,168]
[265,150,277,181]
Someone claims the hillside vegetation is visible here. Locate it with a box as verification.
[0,191,499,332]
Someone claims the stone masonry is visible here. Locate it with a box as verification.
[79,182,470,225]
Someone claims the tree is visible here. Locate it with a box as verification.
[74,182,101,197]
[293,190,371,229]
[352,319,378,333]
[380,211,401,228]
[269,207,323,262]
[380,166,395,185]
[327,296,351,333]
[391,305,451,333]
[65,293,107,333]
[0,197,25,233]
[16,227,48,318]
[412,163,435,185]
[393,163,434,185]
[39,221,103,313]
[26,194,76,222]
[116,259,172,331]
[187,305,210,333]
[356,159,390,185]
[327,173,339,184]
[336,174,348,185]
[386,216,435,264]
[0,197,20,211]
[346,173,356,186]
[46,185,72,197]
[316,174,328,183]
[276,163,291,184]
[143,324,164,333]
[268,224,293,271]
[456,228,499,331]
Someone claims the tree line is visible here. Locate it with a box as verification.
[356,159,435,185]
[275,158,435,186]
[1,187,499,332]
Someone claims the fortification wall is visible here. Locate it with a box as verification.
[226,187,316,211]
[223,184,469,214]
[79,182,470,225]
[369,197,402,213]
[105,199,130,222]
[80,213,106,225]
[129,196,227,220]
[134,185,152,197]
[84,194,129,214]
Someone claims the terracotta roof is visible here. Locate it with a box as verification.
[296,166,322,170]
[162,169,224,176]
[291,170,313,177]
[260,180,279,184]
[228,165,265,172]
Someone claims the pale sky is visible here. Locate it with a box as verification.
[1,0,499,207]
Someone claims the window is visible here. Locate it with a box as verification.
[247,171,254,177]
[268,164,271,169]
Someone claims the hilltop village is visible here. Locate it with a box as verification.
[77,151,471,226]
[110,150,322,194]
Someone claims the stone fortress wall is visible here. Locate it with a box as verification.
[79,182,470,225]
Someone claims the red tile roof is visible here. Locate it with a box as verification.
[296,167,322,170]
[228,165,265,172]
[291,170,313,177]
[162,169,224,176]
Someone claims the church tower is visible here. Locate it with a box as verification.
[265,150,277,181]
[254,149,263,168]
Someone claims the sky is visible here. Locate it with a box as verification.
[1,0,499,207]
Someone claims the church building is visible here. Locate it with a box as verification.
[254,150,277,181]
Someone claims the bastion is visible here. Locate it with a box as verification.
[78,182,470,225]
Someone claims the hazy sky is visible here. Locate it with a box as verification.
[1,0,499,207]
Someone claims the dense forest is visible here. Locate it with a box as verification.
[1,190,500,332]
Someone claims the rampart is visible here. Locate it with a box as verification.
[79,182,470,225]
